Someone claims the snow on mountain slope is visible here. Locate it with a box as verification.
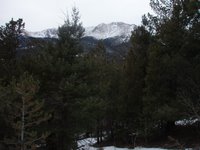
[26,28,58,38]
[26,22,135,42]
[85,22,135,41]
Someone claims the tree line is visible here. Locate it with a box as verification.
[0,0,200,149]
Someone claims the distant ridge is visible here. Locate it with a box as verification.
[85,22,135,42]
[26,22,135,43]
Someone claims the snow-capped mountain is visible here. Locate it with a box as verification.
[85,22,135,41]
[26,28,58,38]
[26,22,135,42]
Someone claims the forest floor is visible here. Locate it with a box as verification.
[79,125,200,150]
[98,125,200,149]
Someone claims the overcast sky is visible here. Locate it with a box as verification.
[1,0,153,31]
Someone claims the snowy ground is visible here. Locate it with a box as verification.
[175,118,199,126]
[79,146,169,150]
[77,138,97,150]
[77,118,200,150]
[77,138,193,150]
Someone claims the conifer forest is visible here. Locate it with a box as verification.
[0,0,200,149]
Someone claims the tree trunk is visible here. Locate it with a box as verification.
[100,128,103,143]
[165,121,175,136]
[110,127,114,141]
[97,129,100,145]
[97,119,100,145]
[21,98,25,150]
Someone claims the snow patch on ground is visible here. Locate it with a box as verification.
[175,118,199,126]
[96,147,167,150]
[77,138,181,150]
[77,138,97,150]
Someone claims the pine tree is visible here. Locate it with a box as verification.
[143,0,200,137]
[57,7,85,63]
[1,73,50,150]
[90,40,106,57]
[36,7,86,150]
[0,18,25,60]
[122,26,150,140]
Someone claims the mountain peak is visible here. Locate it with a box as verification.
[26,28,58,38]
[85,22,135,41]
[26,22,135,42]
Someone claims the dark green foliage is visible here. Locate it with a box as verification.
[0,18,25,83]
[0,18,25,60]
[122,26,150,136]
[0,73,49,150]
[58,7,85,63]
[142,0,200,138]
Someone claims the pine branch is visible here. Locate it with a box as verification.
[25,101,44,116]
[24,132,50,145]
[25,114,51,128]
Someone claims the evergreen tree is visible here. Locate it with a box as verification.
[57,7,85,63]
[0,18,25,60]
[143,0,200,137]
[33,7,86,150]
[0,73,49,150]
[90,40,106,57]
[0,19,25,83]
[123,26,150,136]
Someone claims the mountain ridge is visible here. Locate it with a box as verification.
[25,22,135,43]
[84,22,135,41]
